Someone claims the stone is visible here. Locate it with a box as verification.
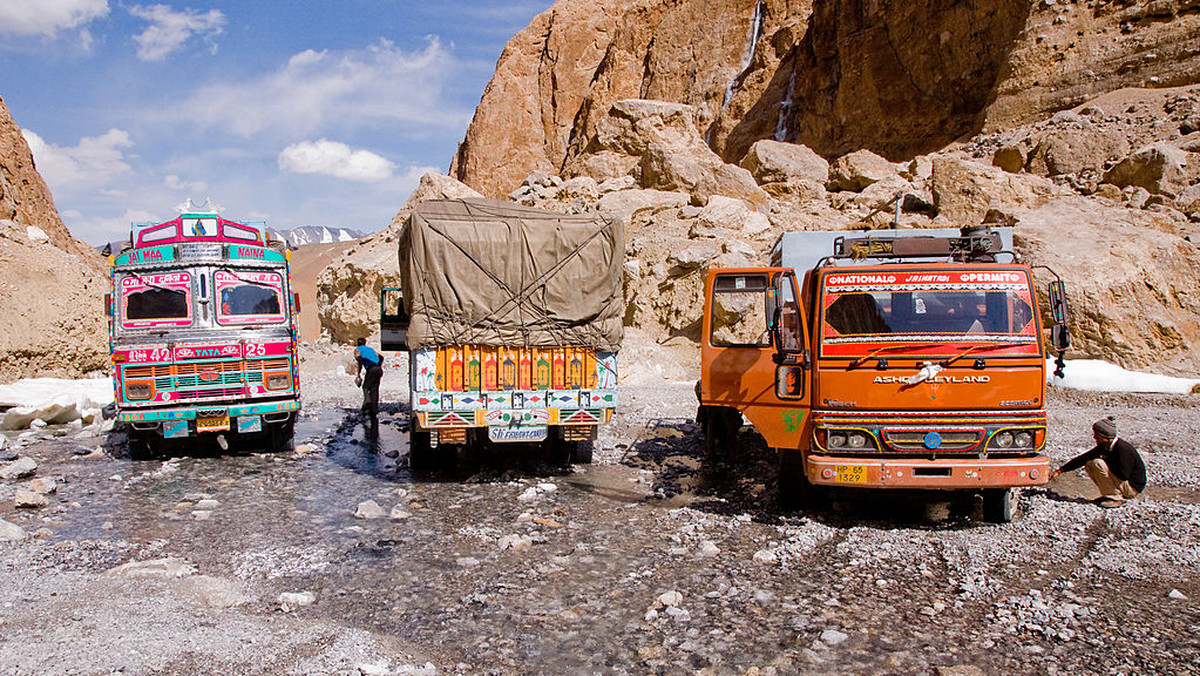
[26,477,56,494]
[993,145,1026,173]
[1168,589,1188,600]
[355,500,385,519]
[0,517,26,541]
[740,140,829,185]
[1103,143,1190,195]
[820,629,849,645]
[180,575,253,608]
[105,557,196,579]
[656,590,683,608]
[0,456,37,480]
[279,591,316,612]
[13,488,47,508]
[827,150,898,192]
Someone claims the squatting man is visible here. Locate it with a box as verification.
[1049,416,1146,508]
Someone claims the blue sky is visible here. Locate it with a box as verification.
[0,0,551,245]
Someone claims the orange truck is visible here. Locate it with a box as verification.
[697,226,1071,522]
[381,198,623,470]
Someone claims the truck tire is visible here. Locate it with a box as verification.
[268,418,295,453]
[982,487,1019,523]
[701,406,741,459]
[127,429,158,461]
[778,447,827,511]
[409,428,433,473]
[570,440,594,465]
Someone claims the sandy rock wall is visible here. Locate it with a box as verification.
[452,0,1200,199]
[0,97,109,382]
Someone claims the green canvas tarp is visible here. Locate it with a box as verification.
[399,198,624,351]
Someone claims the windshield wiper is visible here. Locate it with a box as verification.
[217,268,278,290]
[130,272,185,296]
[939,341,1030,368]
[848,343,939,369]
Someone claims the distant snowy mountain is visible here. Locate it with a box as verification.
[269,226,364,248]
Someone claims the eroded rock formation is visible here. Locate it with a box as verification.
[0,96,109,382]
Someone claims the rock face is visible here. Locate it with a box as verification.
[451,0,1200,199]
[0,96,109,382]
[315,173,482,343]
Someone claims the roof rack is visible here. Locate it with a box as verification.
[832,225,1005,263]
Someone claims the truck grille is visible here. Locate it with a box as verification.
[121,357,292,402]
[882,428,984,452]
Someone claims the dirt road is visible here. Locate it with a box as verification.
[0,346,1196,675]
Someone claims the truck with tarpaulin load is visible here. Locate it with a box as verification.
[696,226,1071,522]
[380,198,622,470]
[106,204,301,456]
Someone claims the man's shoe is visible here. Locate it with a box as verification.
[1096,497,1125,509]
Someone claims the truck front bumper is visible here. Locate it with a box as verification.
[804,453,1050,489]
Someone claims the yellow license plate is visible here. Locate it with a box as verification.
[835,464,867,484]
[196,415,229,432]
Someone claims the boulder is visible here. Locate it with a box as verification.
[1103,143,1190,196]
[993,145,1026,174]
[740,140,829,185]
[930,155,1061,225]
[828,150,899,192]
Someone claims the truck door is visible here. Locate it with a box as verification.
[701,269,811,450]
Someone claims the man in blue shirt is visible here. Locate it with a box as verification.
[354,337,384,424]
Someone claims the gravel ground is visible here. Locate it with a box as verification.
[0,344,1196,675]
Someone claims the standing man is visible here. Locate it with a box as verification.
[354,337,384,426]
[1050,416,1146,508]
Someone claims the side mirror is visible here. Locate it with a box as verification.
[104,293,112,316]
[775,364,806,399]
[764,286,780,331]
[292,293,301,314]
[1051,324,1070,352]
[1047,280,1069,324]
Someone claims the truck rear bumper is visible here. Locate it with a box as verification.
[805,453,1049,489]
[118,398,300,423]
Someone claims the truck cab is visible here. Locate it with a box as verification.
[107,206,301,456]
[698,227,1071,522]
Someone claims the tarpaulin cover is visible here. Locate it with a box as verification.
[399,198,624,351]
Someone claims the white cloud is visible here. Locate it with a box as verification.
[164,174,208,193]
[278,139,395,183]
[0,0,108,37]
[22,128,133,189]
[174,37,465,137]
[129,4,225,61]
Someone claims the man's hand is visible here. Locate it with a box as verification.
[1049,468,1061,481]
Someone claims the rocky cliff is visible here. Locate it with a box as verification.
[0,96,109,381]
[452,0,1200,198]
[325,1,1200,375]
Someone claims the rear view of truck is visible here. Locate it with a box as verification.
[383,198,623,469]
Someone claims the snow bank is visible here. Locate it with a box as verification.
[0,378,114,430]
[1048,359,1199,394]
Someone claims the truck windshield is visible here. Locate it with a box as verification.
[820,269,1038,356]
[215,270,285,325]
[119,272,192,329]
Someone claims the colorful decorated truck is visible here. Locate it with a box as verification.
[697,226,1071,522]
[106,206,301,455]
[380,198,622,469]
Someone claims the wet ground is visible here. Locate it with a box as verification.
[1,383,1200,675]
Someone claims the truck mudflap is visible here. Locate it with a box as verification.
[804,454,1050,489]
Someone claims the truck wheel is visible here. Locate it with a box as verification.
[409,428,433,473]
[268,419,295,453]
[127,430,157,461]
[702,407,741,459]
[982,487,1019,523]
[570,440,594,465]
[778,447,827,512]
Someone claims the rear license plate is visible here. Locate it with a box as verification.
[835,464,867,484]
[197,415,230,432]
[488,426,548,443]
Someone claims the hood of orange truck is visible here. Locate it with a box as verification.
[814,360,1046,411]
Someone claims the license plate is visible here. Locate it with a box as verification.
[488,426,548,443]
[197,415,230,432]
[835,464,867,484]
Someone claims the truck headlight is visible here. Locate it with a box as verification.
[265,372,290,391]
[828,432,848,448]
[1014,431,1034,448]
[991,431,1014,449]
[125,381,152,400]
